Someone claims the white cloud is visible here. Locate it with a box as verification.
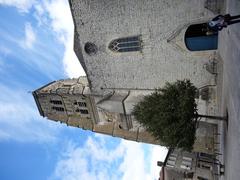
[0,0,35,12]
[0,0,85,77]
[0,84,62,143]
[63,39,86,78]
[49,135,167,180]
[119,141,152,180]
[38,0,85,78]
[42,0,72,44]
[20,22,36,49]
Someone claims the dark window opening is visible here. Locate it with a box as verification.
[52,106,64,111]
[74,101,87,107]
[109,35,142,53]
[185,23,218,51]
[78,102,87,107]
[62,84,72,87]
[50,100,62,105]
[199,153,214,159]
[197,177,208,180]
[76,109,88,114]
[202,164,211,170]
[84,42,98,55]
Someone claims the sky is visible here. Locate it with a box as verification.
[0,0,168,180]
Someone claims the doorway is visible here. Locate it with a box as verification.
[185,23,218,51]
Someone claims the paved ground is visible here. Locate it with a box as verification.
[218,0,240,179]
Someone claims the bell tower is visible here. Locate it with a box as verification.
[32,77,158,144]
[32,77,99,130]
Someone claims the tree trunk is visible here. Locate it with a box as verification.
[196,114,227,121]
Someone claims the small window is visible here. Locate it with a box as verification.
[197,177,208,180]
[50,100,62,105]
[183,156,192,161]
[109,35,142,53]
[84,42,98,55]
[182,160,191,166]
[76,109,88,114]
[198,163,212,170]
[199,153,214,159]
[62,84,72,87]
[167,160,176,166]
[52,106,64,111]
[171,153,177,157]
[202,164,211,170]
[169,156,176,161]
[166,164,174,168]
[80,109,88,114]
[74,101,87,107]
[78,102,87,107]
[180,165,190,170]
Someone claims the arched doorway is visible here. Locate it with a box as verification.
[185,23,218,51]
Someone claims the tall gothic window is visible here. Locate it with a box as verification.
[108,36,142,52]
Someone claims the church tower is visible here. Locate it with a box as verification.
[32,77,98,130]
[32,77,158,144]
[32,0,221,153]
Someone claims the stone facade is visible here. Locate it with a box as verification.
[194,122,218,154]
[33,77,218,153]
[33,0,222,152]
[32,77,157,144]
[70,0,218,95]
[159,149,219,180]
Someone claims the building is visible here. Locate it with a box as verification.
[32,77,219,153]
[158,148,222,180]
[32,77,157,144]
[33,0,223,151]
[69,0,222,128]
[70,0,221,95]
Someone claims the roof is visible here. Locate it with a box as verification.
[68,0,92,88]
[32,81,56,117]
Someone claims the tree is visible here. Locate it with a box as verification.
[132,80,226,151]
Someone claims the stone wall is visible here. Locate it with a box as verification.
[70,0,216,95]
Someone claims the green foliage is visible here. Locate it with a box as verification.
[133,80,198,151]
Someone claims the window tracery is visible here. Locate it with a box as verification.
[109,36,142,52]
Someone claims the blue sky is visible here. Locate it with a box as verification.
[0,1,167,180]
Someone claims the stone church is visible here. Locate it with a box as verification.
[33,0,222,153]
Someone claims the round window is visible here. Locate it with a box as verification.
[84,42,97,55]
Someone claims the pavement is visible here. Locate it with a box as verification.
[217,0,240,179]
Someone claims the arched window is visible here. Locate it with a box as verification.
[109,36,142,52]
[185,23,218,51]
